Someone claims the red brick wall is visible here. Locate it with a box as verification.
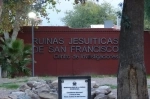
[18,26,150,76]
[144,31,150,74]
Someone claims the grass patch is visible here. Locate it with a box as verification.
[39,76,57,80]
[102,84,117,89]
[91,75,117,78]
[0,83,20,89]
[21,79,28,82]
[147,75,150,78]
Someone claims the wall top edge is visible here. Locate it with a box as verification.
[20,26,150,32]
[20,26,120,32]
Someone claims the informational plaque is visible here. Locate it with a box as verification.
[58,76,91,99]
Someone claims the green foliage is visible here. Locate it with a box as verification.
[116,1,150,30]
[0,38,32,78]
[144,17,150,30]
[74,0,99,4]
[145,0,150,30]
[0,0,57,32]
[145,0,150,21]
[62,1,116,28]
[0,0,58,77]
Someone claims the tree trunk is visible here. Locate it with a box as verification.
[4,31,10,40]
[11,12,20,41]
[1,70,7,78]
[12,27,19,41]
[117,0,149,99]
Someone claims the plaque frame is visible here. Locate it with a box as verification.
[58,76,91,99]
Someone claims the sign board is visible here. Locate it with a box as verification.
[58,76,91,99]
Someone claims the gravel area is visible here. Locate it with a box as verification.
[0,76,150,98]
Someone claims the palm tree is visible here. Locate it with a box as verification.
[0,38,32,78]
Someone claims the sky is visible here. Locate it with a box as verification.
[41,0,123,26]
